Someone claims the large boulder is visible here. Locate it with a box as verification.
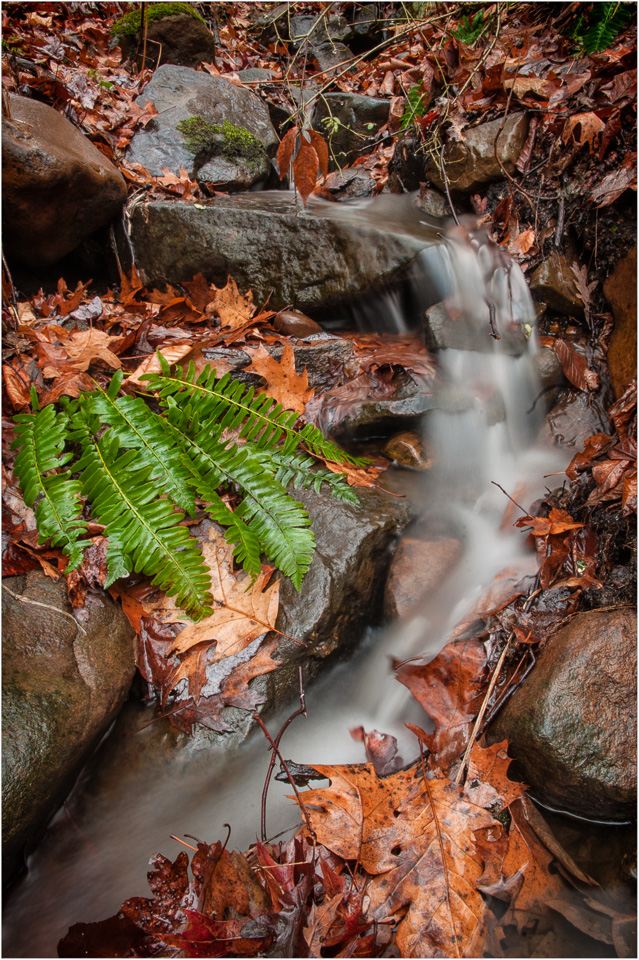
[425,113,528,193]
[3,95,127,267]
[2,572,136,882]
[125,65,277,190]
[127,192,433,312]
[604,247,637,398]
[312,93,390,168]
[489,607,637,820]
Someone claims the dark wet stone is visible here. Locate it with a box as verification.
[540,388,610,449]
[2,573,136,882]
[382,430,432,470]
[236,67,276,82]
[272,337,354,391]
[529,252,584,317]
[312,93,390,168]
[489,607,637,820]
[3,95,126,267]
[316,168,377,201]
[118,13,216,69]
[534,343,565,390]
[425,113,528,193]
[272,308,324,339]
[423,301,527,355]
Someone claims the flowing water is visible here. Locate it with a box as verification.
[3,195,602,957]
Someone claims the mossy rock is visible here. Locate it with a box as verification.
[111,3,205,40]
[177,116,266,167]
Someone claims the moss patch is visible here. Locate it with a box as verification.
[111,3,205,40]
[177,116,265,165]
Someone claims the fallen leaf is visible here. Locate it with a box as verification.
[515,507,584,537]
[592,153,637,207]
[206,275,255,329]
[464,739,528,811]
[562,112,605,152]
[246,342,314,413]
[61,328,122,373]
[552,338,600,392]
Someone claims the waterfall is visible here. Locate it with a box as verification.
[3,195,570,958]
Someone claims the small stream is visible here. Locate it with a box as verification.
[2,196,629,957]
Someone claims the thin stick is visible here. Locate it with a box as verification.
[141,2,149,71]
[254,706,315,843]
[2,583,87,635]
[259,666,307,841]
[491,480,527,516]
[439,140,459,225]
[454,632,513,785]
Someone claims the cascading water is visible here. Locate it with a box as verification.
[3,196,571,958]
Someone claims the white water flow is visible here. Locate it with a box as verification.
[3,198,570,958]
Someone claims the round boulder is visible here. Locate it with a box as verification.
[3,95,127,267]
[2,572,136,882]
[489,607,637,821]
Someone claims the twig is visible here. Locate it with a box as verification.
[259,666,307,841]
[480,647,536,732]
[439,140,460,226]
[490,480,528,515]
[2,583,87,635]
[254,702,315,843]
[455,632,514,785]
[141,2,149,72]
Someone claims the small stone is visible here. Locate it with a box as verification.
[273,308,323,338]
[384,535,462,619]
[604,247,637,398]
[312,93,390,168]
[382,431,432,469]
[540,388,609,449]
[3,95,127,267]
[119,13,216,69]
[529,252,584,317]
[534,343,565,391]
[489,607,637,820]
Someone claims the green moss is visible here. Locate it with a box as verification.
[111,3,205,40]
[177,116,265,165]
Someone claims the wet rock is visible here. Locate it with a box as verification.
[604,247,637,398]
[273,308,324,339]
[382,430,432,469]
[316,168,377,201]
[540,388,609,449]
[529,252,584,317]
[270,485,412,700]
[3,95,127,267]
[489,607,637,820]
[351,3,381,39]
[125,65,277,189]
[236,67,276,83]
[283,337,354,391]
[423,301,527,355]
[312,93,390,168]
[534,343,565,391]
[388,134,426,193]
[319,368,437,443]
[127,193,430,312]
[310,42,354,77]
[289,13,352,46]
[2,572,136,881]
[416,187,450,219]
[385,534,462,619]
[117,13,216,69]
[425,113,528,193]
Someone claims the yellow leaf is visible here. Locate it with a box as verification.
[207,276,255,329]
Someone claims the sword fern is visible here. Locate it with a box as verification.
[12,360,367,619]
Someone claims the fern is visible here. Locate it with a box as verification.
[11,398,88,569]
[12,358,365,618]
[572,2,632,53]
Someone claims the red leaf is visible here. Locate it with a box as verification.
[292,135,320,205]
[277,126,298,180]
[553,338,599,392]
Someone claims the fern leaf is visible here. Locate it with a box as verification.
[84,371,197,516]
[143,359,369,467]
[166,407,315,589]
[71,414,213,619]
[252,448,360,505]
[12,405,88,568]
[581,2,631,52]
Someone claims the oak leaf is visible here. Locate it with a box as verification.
[298,763,495,957]
[464,739,528,811]
[246,342,314,413]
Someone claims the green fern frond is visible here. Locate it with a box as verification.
[84,371,197,517]
[167,406,315,589]
[573,2,632,53]
[11,405,88,568]
[254,448,361,505]
[142,357,369,467]
[70,413,213,618]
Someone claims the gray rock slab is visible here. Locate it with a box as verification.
[426,113,528,193]
[127,192,431,312]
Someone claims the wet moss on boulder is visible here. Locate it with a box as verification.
[177,116,265,167]
[111,2,205,40]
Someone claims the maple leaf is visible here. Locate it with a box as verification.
[206,276,255,329]
[246,343,314,414]
[61,328,122,373]
[297,763,495,958]
[277,126,329,205]
[140,527,280,662]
